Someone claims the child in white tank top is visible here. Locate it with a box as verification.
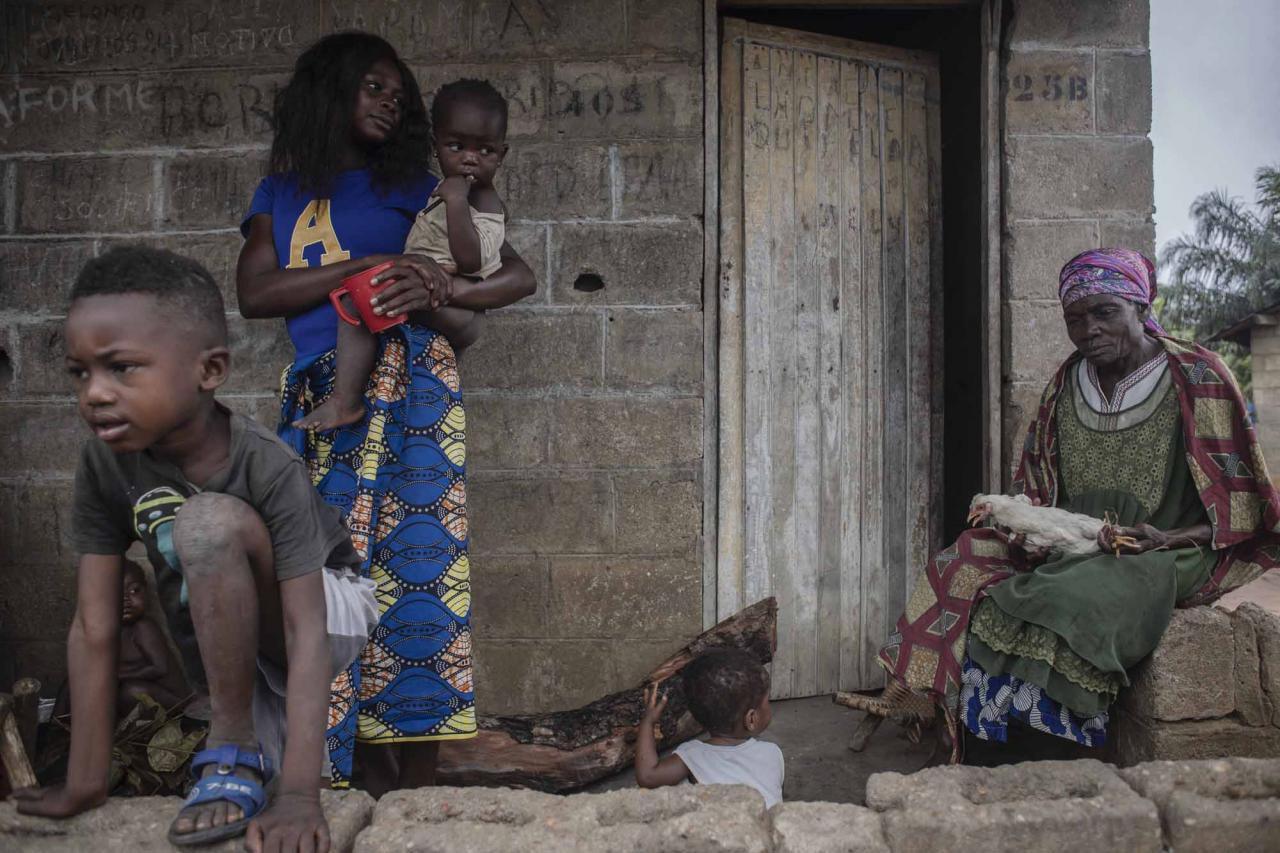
[634,649,784,808]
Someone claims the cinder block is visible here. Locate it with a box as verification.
[1005,137,1153,220]
[1005,51,1094,134]
[502,223,548,287]
[221,393,281,432]
[466,396,551,470]
[1007,0,1149,49]
[10,1,317,71]
[224,315,293,395]
[550,222,702,306]
[9,319,69,397]
[0,71,283,153]
[468,473,612,554]
[324,0,472,63]
[0,640,67,697]
[549,397,702,467]
[613,471,701,556]
[16,157,157,234]
[0,790,373,853]
[162,154,268,230]
[628,0,702,57]
[471,555,549,638]
[610,638,684,688]
[618,140,704,217]
[461,312,602,392]
[1230,604,1273,726]
[473,638,617,714]
[357,785,771,851]
[605,309,703,393]
[772,802,889,853]
[1097,52,1152,135]
[866,760,1162,853]
[0,240,95,314]
[100,231,244,310]
[1004,380,1046,480]
[547,555,700,639]
[1115,709,1280,765]
[412,62,548,138]
[497,143,611,219]
[1005,220,1097,302]
[1120,758,1280,853]
[0,560,77,640]
[0,479,76,568]
[548,61,701,139]
[1234,603,1280,727]
[471,639,548,714]
[0,402,86,479]
[1005,300,1072,384]
[1122,607,1236,722]
[472,0,626,59]
[1099,219,1157,259]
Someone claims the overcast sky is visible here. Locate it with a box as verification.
[1151,0,1280,254]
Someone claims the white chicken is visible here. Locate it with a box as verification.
[967,493,1136,557]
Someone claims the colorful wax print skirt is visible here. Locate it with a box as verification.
[279,324,475,787]
[960,656,1107,747]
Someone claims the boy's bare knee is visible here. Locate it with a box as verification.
[172,493,267,573]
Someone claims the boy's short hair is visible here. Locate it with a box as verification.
[70,246,227,346]
[431,78,509,138]
[682,649,769,734]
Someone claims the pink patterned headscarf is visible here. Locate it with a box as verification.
[1058,247,1166,335]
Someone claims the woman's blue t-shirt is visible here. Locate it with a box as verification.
[241,169,436,361]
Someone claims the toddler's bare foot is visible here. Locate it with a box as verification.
[293,396,366,431]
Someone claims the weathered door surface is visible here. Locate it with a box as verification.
[717,19,943,697]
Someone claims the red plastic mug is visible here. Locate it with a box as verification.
[329,261,405,333]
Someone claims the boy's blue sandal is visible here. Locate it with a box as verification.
[167,744,274,846]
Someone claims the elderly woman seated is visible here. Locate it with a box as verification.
[864,248,1280,758]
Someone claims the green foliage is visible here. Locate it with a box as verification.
[1160,165,1280,343]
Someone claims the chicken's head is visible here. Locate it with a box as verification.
[967,495,995,527]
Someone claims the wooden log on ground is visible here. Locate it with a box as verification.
[11,678,40,762]
[0,694,37,791]
[438,597,777,792]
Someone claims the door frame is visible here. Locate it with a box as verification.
[700,0,1005,629]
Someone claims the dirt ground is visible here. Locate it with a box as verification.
[586,695,937,804]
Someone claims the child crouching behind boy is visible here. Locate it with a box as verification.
[634,649,784,808]
[14,247,378,852]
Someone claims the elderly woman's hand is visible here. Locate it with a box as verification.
[369,254,454,317]
[1098,523,1169,554]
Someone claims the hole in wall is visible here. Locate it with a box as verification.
[573,273,605,293]
[0,349,12,390]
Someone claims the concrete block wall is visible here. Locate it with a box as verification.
[1000,0,1155,472]
[1250,325,1280,477]
[0,0,705,714]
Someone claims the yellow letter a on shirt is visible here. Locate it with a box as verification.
[287,200,352,268]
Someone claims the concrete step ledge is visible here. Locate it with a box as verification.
[3,757,1278,852]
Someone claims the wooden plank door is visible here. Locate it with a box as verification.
[718,19,942,698]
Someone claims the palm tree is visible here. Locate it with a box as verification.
[1159,165,1280,341]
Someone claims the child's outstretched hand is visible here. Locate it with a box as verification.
[642,678,668,725]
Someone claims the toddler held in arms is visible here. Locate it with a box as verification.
[634,649,784,808]
[296,78,509,431]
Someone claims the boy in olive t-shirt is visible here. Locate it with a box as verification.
[13,247,376,853]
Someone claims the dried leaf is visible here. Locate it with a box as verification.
[147,720,186,773]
